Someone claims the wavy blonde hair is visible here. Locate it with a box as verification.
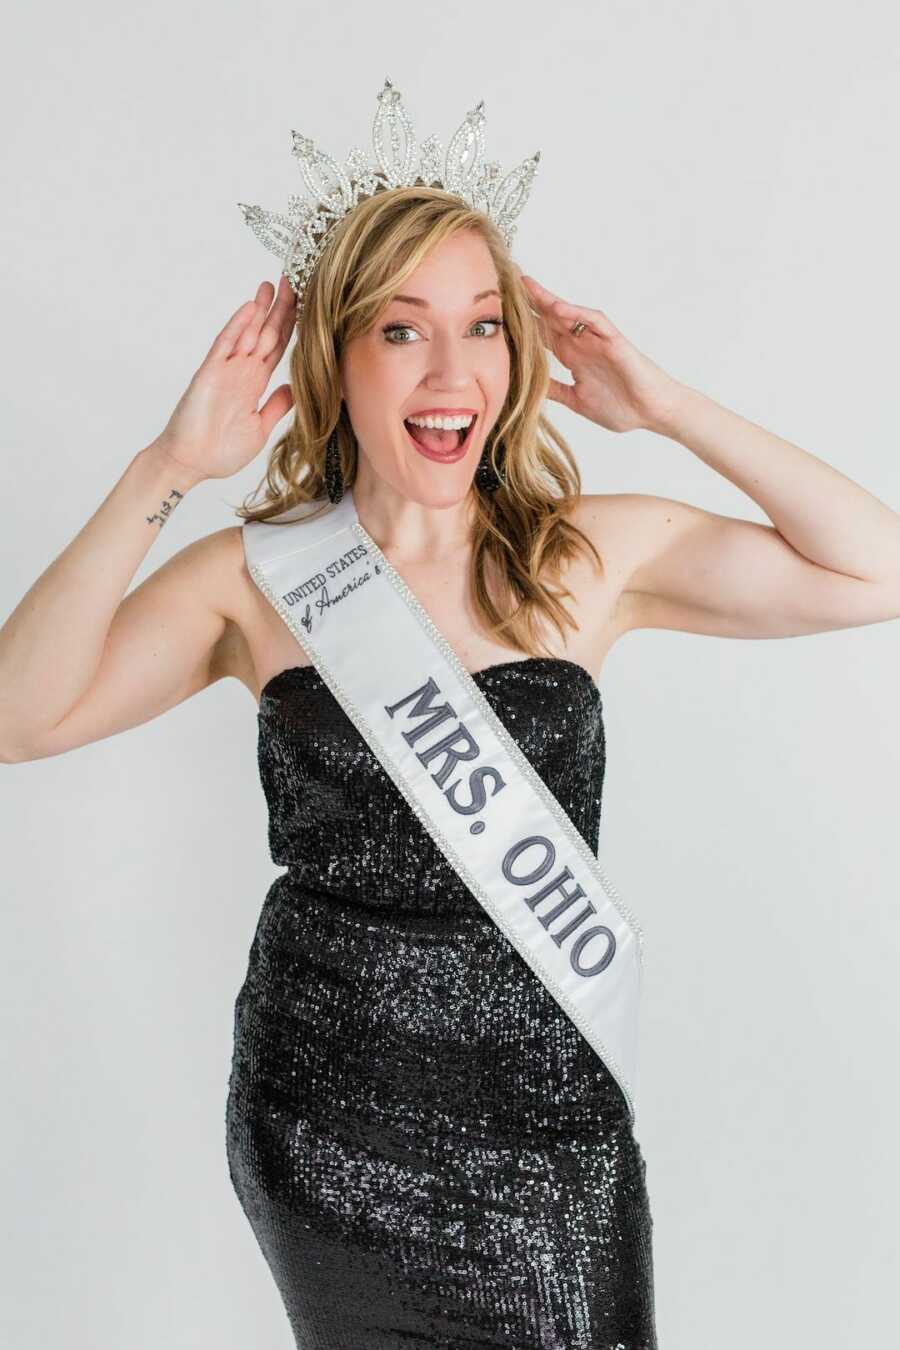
[231,184,603,658]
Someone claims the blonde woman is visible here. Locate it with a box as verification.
[4,182,900,1349]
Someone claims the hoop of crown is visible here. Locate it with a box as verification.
[237,76,541,318]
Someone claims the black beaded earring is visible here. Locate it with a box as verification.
[475,438,506,494]
[324,427,344,504]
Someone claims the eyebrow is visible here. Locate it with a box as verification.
[388,288,502,308]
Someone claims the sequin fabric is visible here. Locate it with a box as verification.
[226,656,657,1349]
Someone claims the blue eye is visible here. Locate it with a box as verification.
[382,317,505,344]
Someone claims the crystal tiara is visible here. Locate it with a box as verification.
[237,76,541,318]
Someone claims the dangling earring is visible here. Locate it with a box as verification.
[475,437,506,494]
[324,426,344,504]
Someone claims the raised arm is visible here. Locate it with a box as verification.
[0,452,237,761]
[520,273,900,637]
[0,275,297,762]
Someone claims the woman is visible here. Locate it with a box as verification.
[3,183,899,1349]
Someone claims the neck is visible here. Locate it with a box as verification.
[350,460,478,565]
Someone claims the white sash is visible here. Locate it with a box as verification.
[243,489,645,1123]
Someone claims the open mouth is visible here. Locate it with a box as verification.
[403,415,477,461]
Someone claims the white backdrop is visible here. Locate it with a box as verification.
[2,1,898,1346]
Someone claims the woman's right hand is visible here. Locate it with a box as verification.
[151,275,299,484]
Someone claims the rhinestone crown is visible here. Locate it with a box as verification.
[237,77,541,319]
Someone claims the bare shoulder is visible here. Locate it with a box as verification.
[572,490,740,634]
[195,521,297,696]
[568,491,670,632]
[179,523,246,617]
[571,490,685,560]
[184,523,257,689]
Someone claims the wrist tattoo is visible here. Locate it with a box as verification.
[146,487,184,529]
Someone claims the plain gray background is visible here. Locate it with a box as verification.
[2,1,898,1345]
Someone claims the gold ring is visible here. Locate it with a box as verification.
[570,320,587,336]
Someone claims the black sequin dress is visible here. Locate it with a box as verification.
[226,656,657,1349]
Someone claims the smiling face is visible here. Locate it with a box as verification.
[339,228,511,508]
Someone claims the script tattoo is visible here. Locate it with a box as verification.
[146,487,184,529]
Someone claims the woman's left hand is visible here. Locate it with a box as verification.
[519,273,686,434]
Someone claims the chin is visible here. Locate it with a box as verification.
[403,474,475,509]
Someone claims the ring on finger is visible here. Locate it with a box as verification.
[570,320,587,336]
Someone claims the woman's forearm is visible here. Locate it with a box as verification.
[0,440,204,747]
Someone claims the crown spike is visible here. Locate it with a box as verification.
[238,82,540,321]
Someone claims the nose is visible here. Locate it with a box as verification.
[422,332,476,391]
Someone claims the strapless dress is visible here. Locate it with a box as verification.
[226,656,657,1349]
